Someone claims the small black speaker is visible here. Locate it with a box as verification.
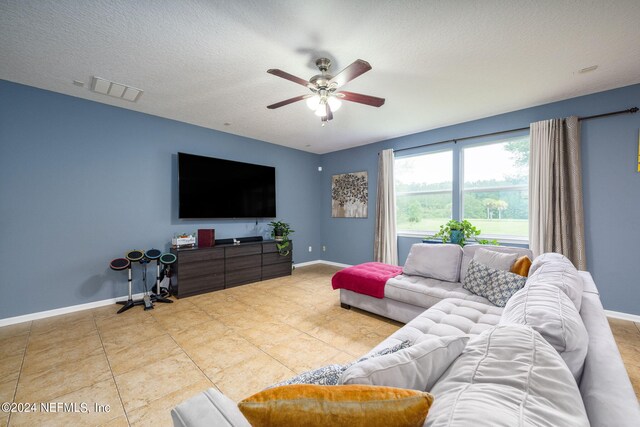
[215,238,235,245]
[237,236,263,243]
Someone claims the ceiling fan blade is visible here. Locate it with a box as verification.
[336,91,385,107]
[329,59,372,87]
[267,94,310,109]
[267,69,310,88]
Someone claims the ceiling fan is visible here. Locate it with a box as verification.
[267,58,385,125]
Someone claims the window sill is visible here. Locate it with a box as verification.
[396,232,529,247]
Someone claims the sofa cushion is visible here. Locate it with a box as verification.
[528,251,573,276]
[340,335,469,392]
[527,259,584,311]
[462,259,527,307]
[460,245,533,282]
[171,387,251,427]
[473,248,517,271]
[385,274,490,309]
[367,298,502,355]
[238,384,433,427]
[427,325,589,427]
[499,283,588,382]
[403,243,463,282]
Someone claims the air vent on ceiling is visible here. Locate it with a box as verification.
[90,76,143,102]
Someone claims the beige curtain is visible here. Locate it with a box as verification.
[529,116,586,269]
[374,149,398,265]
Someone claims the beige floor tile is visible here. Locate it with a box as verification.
[104,333,183,376]
[184,333,264,379]
[30,311,95,337]
[127,379,214,427]
[22,332,103,376]
[216,310,273,331]
[213,352,295,402]
[306,316,385,351]
[0,354,22,384]
[99,415,130,427]
[0,414,7,427]
[168,319,231,348]
[0,334,28,360]
[15,351,112,403]
[609,318,640,343]
[0,322,30,341]
[98,315,166,348]
[236,320,304,349]
[151,305,212,334]
[0,378,18,405]
[114,351,207,413]
[27,320,98,349]
[194,298,255,319]
[147,298,195,316]
[617,341,640,368]
[10,377,125,427]
[261,333,342,374]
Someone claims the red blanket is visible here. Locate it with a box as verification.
[331,262,403,299]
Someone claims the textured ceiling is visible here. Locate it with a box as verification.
[1,0,640,154]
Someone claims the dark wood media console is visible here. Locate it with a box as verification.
[170,240,292,298]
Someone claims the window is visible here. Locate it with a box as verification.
[395,150,453,233]
[462,137,529,240]
[395,135,529,241]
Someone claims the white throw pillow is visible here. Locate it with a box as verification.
[339,335,469,391]
[527,260,584,311]
[473,248,517,271]
[500,283,588,382]
[427,325,589,427]
[403,244,463,282]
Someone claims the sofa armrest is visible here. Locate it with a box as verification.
[579,291,640,426]
[171,388,251,427]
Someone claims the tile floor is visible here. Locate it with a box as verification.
[0,264,638,426]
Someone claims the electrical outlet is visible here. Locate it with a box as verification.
[308,246,312,252]
[322,245,326,252]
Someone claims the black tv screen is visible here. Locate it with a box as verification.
[178,152,276,218]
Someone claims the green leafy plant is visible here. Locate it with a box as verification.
[269,220,294,256]
[425,219,498,247]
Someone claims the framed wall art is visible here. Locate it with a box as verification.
[331,171,368,218]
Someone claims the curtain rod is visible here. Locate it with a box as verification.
[392,106,639,154]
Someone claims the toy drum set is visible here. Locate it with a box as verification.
[109,249,176,314]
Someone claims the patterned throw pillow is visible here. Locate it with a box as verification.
[463,259,527,307]
[270,340,412,388]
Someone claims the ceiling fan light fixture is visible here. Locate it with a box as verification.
[327,97,342,112]
[306,95,321,110]
[314,105,327,117]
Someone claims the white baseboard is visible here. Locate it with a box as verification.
[294,260,353,268]
[0,293,145,328]
[605,310,640,323]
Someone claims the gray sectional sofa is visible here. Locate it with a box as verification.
[340,244,533,323]
[172,246,640,426]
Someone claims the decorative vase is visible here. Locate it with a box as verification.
[450,230,463,244]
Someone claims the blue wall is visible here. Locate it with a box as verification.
[2,79,639,318]
[0,80,322,318]
[320,84,640,315]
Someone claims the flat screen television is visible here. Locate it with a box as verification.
[178,152,276,218]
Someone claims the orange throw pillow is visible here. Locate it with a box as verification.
[238,384,434,427]
[511,255,532,277]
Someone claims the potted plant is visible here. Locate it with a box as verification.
[424,219,497,247]
[269,220,294,256]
